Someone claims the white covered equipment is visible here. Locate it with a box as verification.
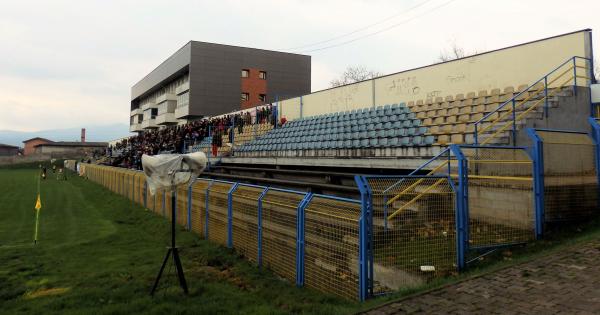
[142,152,208,195]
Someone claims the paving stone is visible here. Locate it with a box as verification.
[362,239,600,315]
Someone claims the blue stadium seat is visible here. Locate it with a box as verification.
[369,138,378,147]
[424,135,435,145]
[379,137,389,147]
[389,137,399,146]
[360,139,369,147]
[412,136,423,146]
[401,137,411,146]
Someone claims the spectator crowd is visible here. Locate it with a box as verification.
[107,106,275,169]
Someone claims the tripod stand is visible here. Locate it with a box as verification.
[150,170,189,296]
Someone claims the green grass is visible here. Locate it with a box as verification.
[0,168,362,314]
[1,165,599,314]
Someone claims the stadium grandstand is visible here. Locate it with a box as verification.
[89,29,600,301]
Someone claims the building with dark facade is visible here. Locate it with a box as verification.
[0,144,19,156]
[130,42,311,132]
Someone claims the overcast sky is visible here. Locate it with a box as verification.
[1,0,599,133]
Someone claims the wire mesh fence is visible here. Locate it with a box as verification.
[79,148,598,301]
[261,189,305,284]
[536,131,598,222]
[364,176,457,296]
[304,195,361,300]
[176,185,189,228]
[206,181,232,247]
[231,184,265,263]
[190,180,210,238]
[460,147,536,247]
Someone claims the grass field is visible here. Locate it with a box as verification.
[0,166,368,315]
[2,165,599,315]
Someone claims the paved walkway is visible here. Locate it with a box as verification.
[363,239,600,315]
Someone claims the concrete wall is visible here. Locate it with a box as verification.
[0,154,52,166]
[279,30,592,120]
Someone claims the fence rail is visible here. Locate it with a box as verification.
[81,164,366,301]
[80,128,599,301]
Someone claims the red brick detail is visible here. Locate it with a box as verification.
[241,68,267,110]
[23,138,53,156]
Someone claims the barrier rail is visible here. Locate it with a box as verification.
[80,164,366,301]
[474,56,593,146]
[79,131,599,301]
[528,128,599,233]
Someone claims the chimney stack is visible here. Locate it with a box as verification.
[81,128,86,143]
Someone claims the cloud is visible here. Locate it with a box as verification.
[1,0,599,133]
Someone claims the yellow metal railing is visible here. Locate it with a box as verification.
[475,56,592,145]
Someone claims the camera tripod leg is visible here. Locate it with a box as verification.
[172,248,189,294]
[150,247,172,296]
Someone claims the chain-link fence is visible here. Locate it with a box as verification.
[460,146,536,247]
[79,137,599,302]
[362,176,458,296]
[530,130,599,224]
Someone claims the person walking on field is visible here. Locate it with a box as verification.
[41,167,47,180]
[52,164,56,173]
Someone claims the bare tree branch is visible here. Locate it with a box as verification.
[330,65,382,87]
[438,41,479,62]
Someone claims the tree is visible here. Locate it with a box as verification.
[438,41,479,62]
[330,65,382,87]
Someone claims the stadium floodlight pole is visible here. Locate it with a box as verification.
[150,162,189,296]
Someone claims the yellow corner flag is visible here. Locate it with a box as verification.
[34,194,42,244]
[35,194,42,211]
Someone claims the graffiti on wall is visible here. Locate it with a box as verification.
[388,76,420,96]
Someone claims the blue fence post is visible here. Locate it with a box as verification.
[573,57,577,96]
[257,187,269,268]
[544,76,549,118]
[589,118,600,209]
[205,181,214,239]
[227,183,240,248]
[512,99,517,146]
[295,192,313,287]
[449,145,467,270]
[355,175,373,301]
[527,128,545,239]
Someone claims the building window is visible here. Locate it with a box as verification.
[241,92,249,101]
[151,108,158,119]
[259,94,266,102]
[259,71,267,79]
[241,69,249,78]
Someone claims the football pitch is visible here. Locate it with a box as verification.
[0,166,363,314]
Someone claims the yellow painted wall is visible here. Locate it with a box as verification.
[279,30,592,120]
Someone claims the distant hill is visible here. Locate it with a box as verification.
[0,124,131,147]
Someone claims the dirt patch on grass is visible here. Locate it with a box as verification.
[24,287,70,299]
